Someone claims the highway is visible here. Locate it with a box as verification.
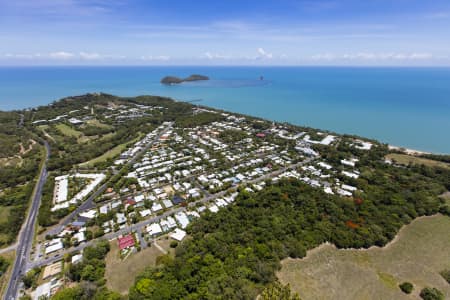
[4,141,50,300]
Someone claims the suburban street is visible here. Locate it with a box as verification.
[45,124,173,237]
[4,121,313,300]
[4,141,50,300]
[27,156,315,271]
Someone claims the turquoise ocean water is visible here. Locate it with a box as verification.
[0,66,449,153]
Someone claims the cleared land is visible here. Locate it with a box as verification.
[79,134,142,167]
[85,119,113,129]
[386,153,450,169]
[79,142,127,167]
[277,214,450,300]
[55,123,82,138]
[104,237,174,295]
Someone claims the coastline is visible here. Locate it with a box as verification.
[387,145,431,155]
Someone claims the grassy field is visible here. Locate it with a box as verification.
[386,153,450,169]
[0,206,12,224]
[85,119,113,129]
[55,123,82,138]
[0,251,15,299]
[79,134,142,167]
[79,142,128,167]
[104,237,173,295]
[277,214,450,300]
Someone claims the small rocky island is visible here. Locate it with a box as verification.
[161,74,209,85]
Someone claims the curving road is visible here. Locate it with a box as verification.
[4,141,50,300]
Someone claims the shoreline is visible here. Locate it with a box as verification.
[387,145,432,156]
[1,92,446,155]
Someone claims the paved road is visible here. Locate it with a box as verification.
[4,141,50,300]
[27,156,315,270]
[45,124,173,237]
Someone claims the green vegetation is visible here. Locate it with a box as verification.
[22,267,42,289]
[38,175,72,227]
[0,183,35,246]
[175,112,224,128]
[0,251,14,298]
[0,257,9,277]
[67,239,110,283]
[439,269,450,284]
[386,153,450,169]
[399,282,413,294]
[80,135,141,167]
[55,123,82,138]
[129,153,448,300]
[278,215,450,300]
[50,240,123,300]
[260,282,301,300]
[219,129,248,144]
[51,285,123,300]
[105,238,173,295]
[420,287,444,300]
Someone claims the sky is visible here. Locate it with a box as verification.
[1,0,450,66]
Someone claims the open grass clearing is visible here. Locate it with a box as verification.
[85,119,113,129]
[386,153,450,169]
[79,142,127,167]
[55,123,82,138]
[105,237,173,295]
[277,214,450,300]
[0,156,22,168]
[0,206,12,224]
[79,134,142,167]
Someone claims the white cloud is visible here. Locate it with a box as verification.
[257,47,273,59]
[203,52,231,60]
[49,51,75,59]
[79,52,101,60]
[140,55,171,61]
[311,52,434,61]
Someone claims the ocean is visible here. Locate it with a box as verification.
[0,66,449,154]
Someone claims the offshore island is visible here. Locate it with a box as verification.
[0,93,449,300]
[160,74,210,85]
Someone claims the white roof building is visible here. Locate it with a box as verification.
[162,199,173,208]
[139,209,151,217]
[147,223,163,236]
[209,205,219,213]
[170,228,187,241]
[174,212,190,229]
[45,239,63,254]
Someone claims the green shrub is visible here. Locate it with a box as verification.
[399,282,413,294]
[420,287,444,300]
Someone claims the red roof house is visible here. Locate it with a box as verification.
[118,234,135,250]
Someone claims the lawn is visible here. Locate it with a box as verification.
[55,123,82,138]
[277,214,450,300]
[386,153,450,169]
[105,237,173,295]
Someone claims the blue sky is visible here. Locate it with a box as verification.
[1,0,450,65]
